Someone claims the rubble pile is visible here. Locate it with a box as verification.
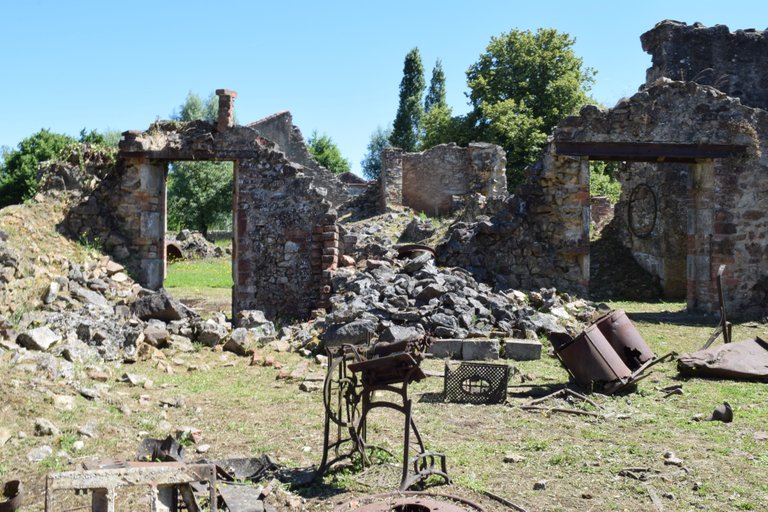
[0,225,295,375]
[322,251,595,348]
[167,229,229,259]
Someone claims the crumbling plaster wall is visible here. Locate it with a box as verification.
[550,80,768,318]
[380,143,507,216]
[642,20,768,110]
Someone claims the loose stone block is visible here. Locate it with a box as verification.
[427,339,463,359]
[504,338,542,361]
[461,339,500,360]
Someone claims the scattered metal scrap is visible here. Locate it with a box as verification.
[708,401,734,423]
[396,244,435,259]
[701,264,732,349]
[316,336,450,491]
[520,388,603,418]
[137,435,186,462]
[213,456,276,482]
[0,480,23,512]
[45,437,284,512]
[678,337,768,380]
[550,309,673,394]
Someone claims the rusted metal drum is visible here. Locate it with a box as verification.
[556,323,631,392]
[593,309,655,371]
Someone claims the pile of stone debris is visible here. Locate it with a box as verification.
[322,249,596,359]
[0,229,320,385]
[166,229,229,260]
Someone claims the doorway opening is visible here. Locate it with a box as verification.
[163,159,235,318]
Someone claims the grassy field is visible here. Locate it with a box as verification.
[165,256,232,289]
[2,298,766,511]
[164,256,233,316]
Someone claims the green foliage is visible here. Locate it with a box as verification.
[466,28,596,186]
[173,91,218,123]
[167,161,233,236]
[167,91,233,235]
[421,104,459,150]
[424,59,447,113]
[478,99,548,188]
[58,432,79,452]
[360,126,392,180]
[420,60,456,150]
[590,161,622,203]
[306,131,351,174]
[390,47,425,152]
[0,129,77,207]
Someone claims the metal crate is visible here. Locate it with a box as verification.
[443,361,510,404]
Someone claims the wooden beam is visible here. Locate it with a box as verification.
[554,141,747,163]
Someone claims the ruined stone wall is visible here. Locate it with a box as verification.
[233,153,336,319]
[381,143,507,216]
[64,94,339,321]
[248,111,349,207]
[62,156,166,288]
[551,80,768,318]
[641,20,768,110]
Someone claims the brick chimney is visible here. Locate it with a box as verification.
[215,89,237,131]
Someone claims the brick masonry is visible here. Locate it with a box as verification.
[381,143,507,216]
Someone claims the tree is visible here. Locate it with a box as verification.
[466,28,595,185]
[0,129,77,208]
[306,131,351,175]
[173,91,218,124]
[424,59,447,113]
[167,161,232,236]
[421,59,456,150]
[360,126,392,180]
[167,92,233,235]
[389,48,425,152]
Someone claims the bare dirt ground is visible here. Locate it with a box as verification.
[2,300,767,511]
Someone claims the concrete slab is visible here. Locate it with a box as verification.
[427,339,463,359]
[461,339,500,360]
[504,338,542,361]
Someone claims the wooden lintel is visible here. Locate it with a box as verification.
[554,141,747,163]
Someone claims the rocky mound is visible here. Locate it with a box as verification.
[167,229,229,259]
[322,251,594,347]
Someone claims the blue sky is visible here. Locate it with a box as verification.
[1,1,765,175]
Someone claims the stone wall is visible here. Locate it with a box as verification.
[63,156,165,287]
[65,92,339,321]
[550,80,768,318]
[641,20,768,110]
[380,143,507,216]
[248,111,349,207]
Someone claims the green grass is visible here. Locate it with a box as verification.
[165,256,232,289]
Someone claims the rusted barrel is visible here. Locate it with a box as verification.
[556,324,631,392]
[593,309,655,371]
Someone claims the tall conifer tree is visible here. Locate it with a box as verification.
[389,48,425,152]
